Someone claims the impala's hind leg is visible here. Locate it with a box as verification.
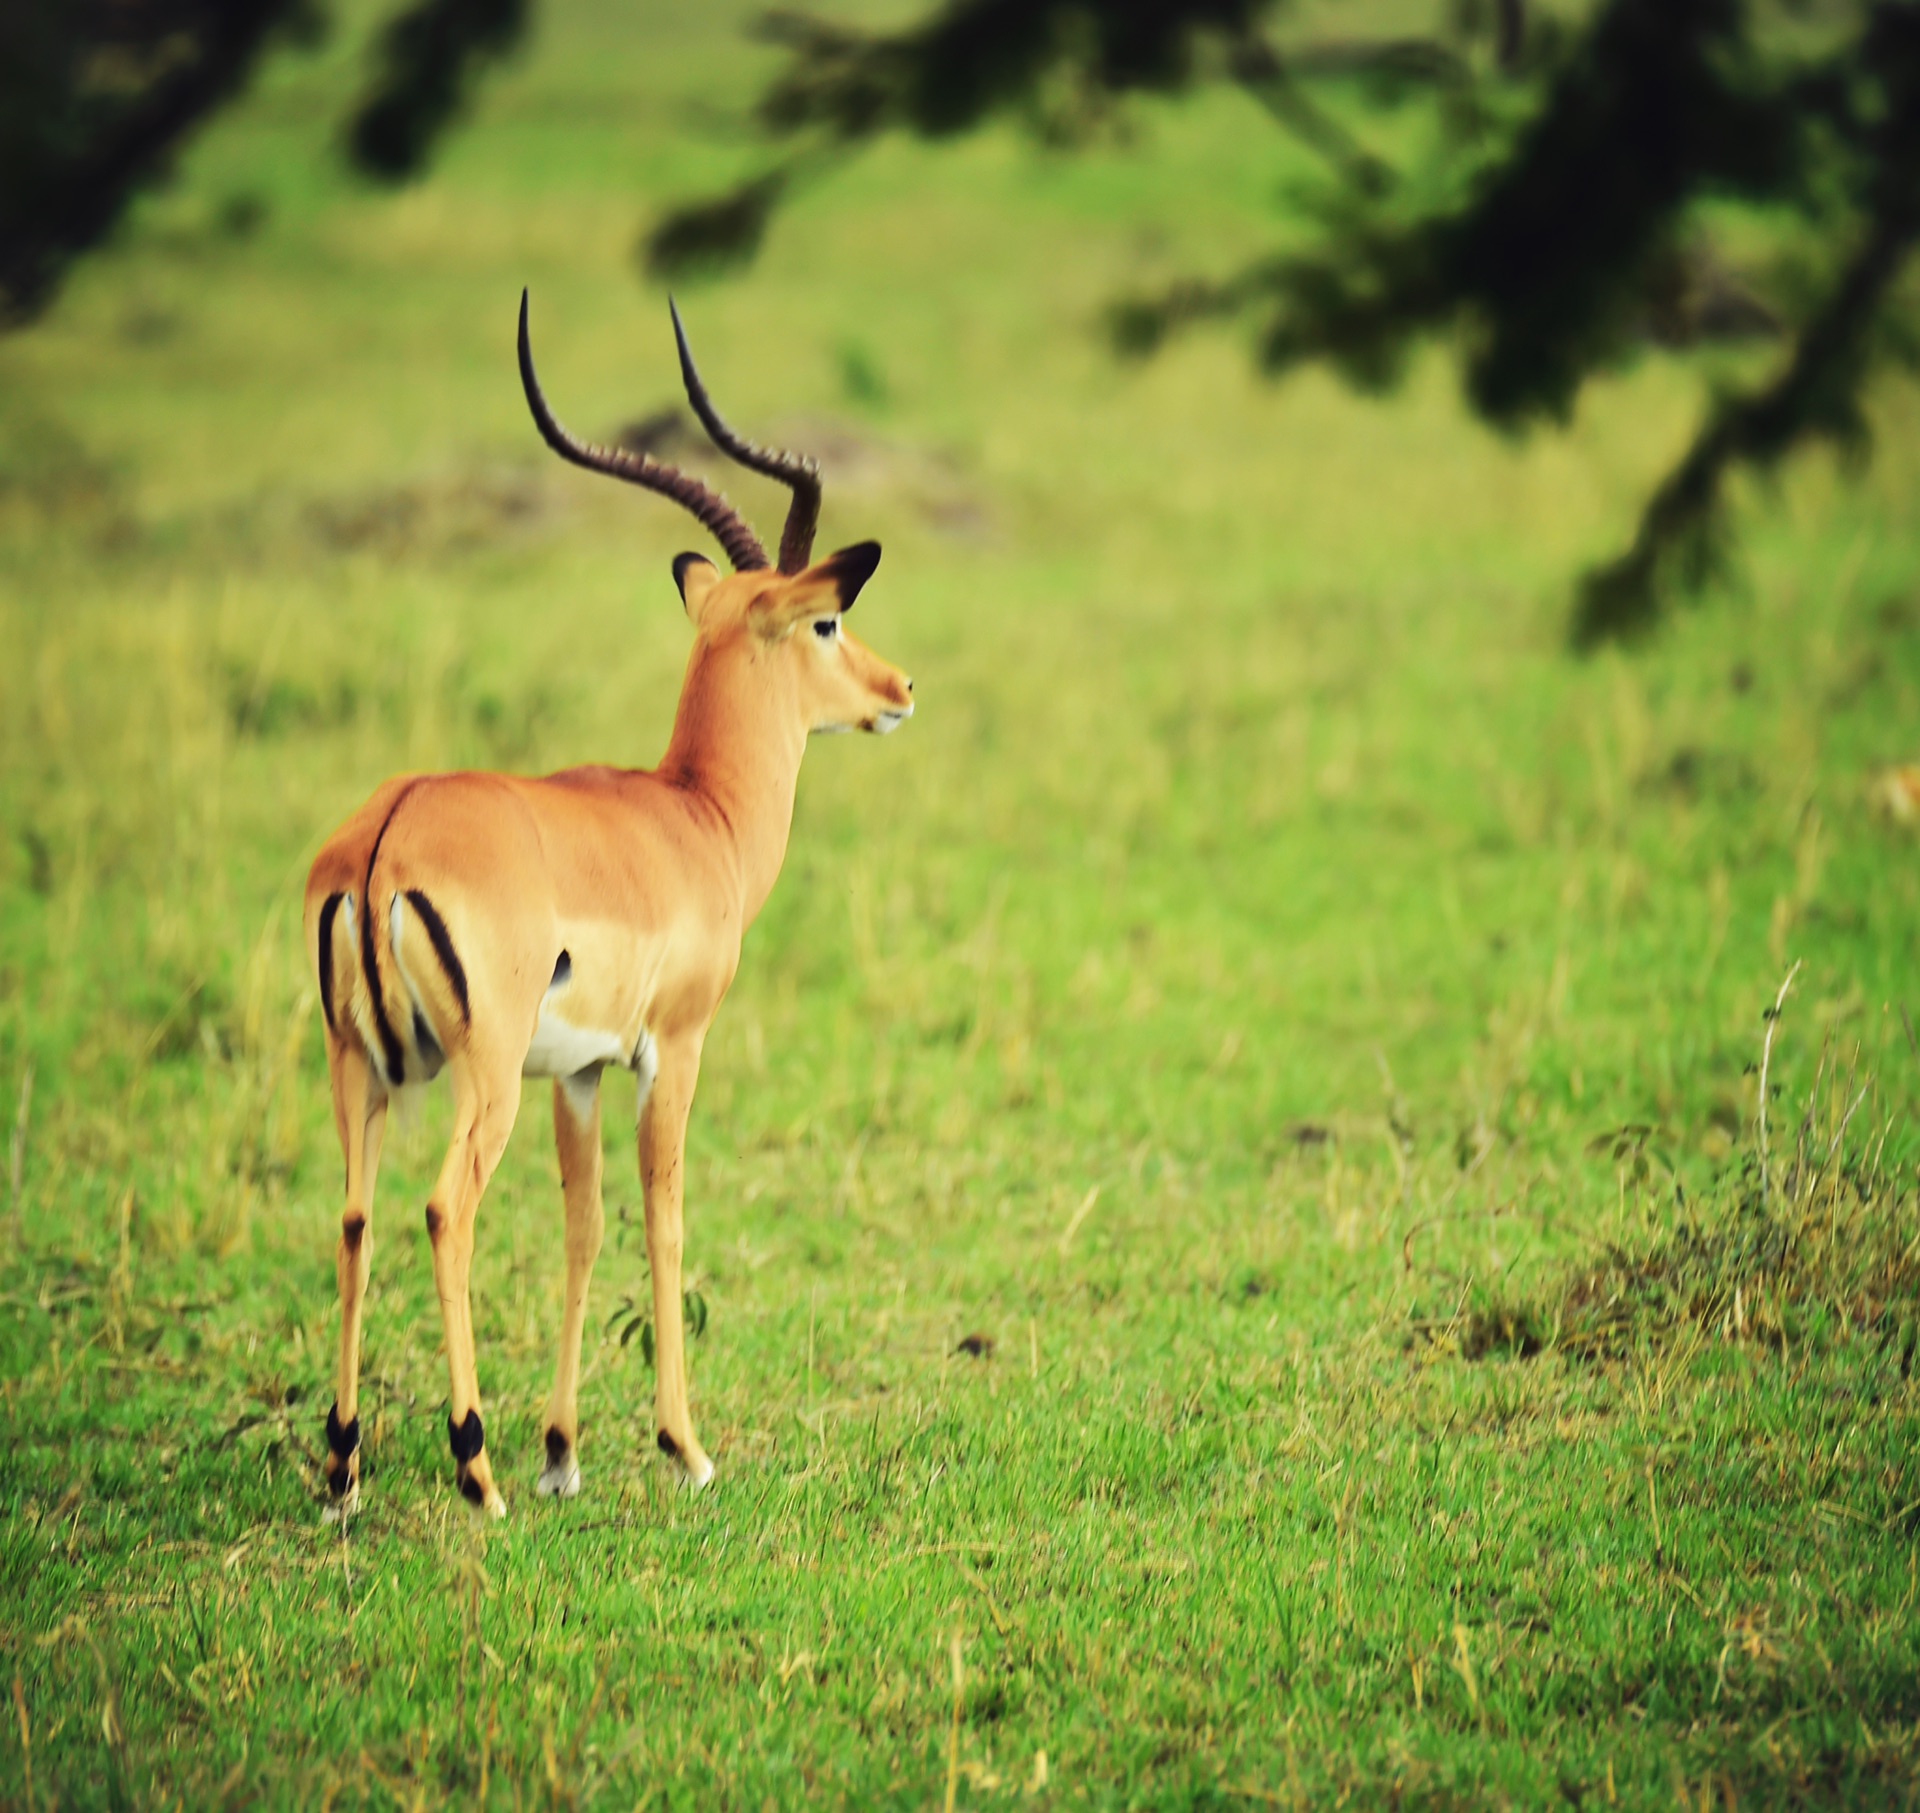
[539,1069,604,1498]
[425,1057,520,1517]
[324,1037,387,1519]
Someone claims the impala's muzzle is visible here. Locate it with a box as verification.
[867,669,913,734]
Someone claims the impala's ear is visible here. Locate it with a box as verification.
[815,540,881,611]
[673,552,720,617]
[748,537,883,637]
[750,541,883,636]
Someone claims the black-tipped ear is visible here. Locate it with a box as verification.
[673,551,717,606]
[818,540,881,610]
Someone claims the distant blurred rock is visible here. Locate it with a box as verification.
[306,469,548,557]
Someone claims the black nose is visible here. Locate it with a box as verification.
[906,678,914,693]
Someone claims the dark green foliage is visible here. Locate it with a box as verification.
[609,1291,710,1369]
[1574,3,1920,642]
[1235,0,1811,425]
[641,166,791,281]
[0,0,530,322]
[346,0,531,183]
[751,0,1271,140]
[656,0,1920,642]
[0,0,311,322]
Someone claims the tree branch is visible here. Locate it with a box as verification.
[0,1,307,323]
[1574,193,1920,645]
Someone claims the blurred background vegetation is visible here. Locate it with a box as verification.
[9,0,1920,638]
[1,0,1918,1804]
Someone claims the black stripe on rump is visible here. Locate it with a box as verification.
[404,889,472,1026]
[360,783,419,1086]
[316,893,342,1034]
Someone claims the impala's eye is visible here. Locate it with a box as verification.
[813,618,838,641]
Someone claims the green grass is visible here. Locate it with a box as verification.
[4,2,1920,1804]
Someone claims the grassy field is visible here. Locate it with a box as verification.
[3,2,1920,1805]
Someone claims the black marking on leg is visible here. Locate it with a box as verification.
[657,1430,680,1459]
[404,889,471,1026]
[326,1404,360,1459]
[425,1202,445,1241]
[412,1007,442,1064]
[341,1213,366,1255]
[449,1409,485,1464]
[546,1426,571,1468]
[550,949,572,989]
[459,1472,486,1507]
[360,782,421,1086]
[316,893,342,1034]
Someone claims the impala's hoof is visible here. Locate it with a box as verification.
[537,1456,581,1498]
[321,1424,361,1523]
[537,1427,581,1498]
[659,1428,715,1490]
[457,1473,507,1520]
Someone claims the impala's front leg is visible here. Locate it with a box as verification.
[324,1039,387,1518]
[639,1035,714,1487]
[540,1069,604,1497]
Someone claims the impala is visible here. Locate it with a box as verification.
[303,294,913,1516]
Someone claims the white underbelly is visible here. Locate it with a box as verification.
[523,1000,629,1078]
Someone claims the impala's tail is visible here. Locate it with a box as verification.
[313,782,472,1088]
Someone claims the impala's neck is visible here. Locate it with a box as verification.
[658,635,808,924]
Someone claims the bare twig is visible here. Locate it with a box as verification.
[958,1563,1012,1639]
[1230,35,1392,195]
[1791,1037,1833,1188]
[1576,196,1920,644]
[1805,1080,1873,1214]
[12,1670,31,1813]
[1057,1185,1101,1256]
[1758,962,1801,1209]
[943,1631,965,1813]
[1451,1623,1487,1732]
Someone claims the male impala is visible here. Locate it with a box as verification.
[304,293,913,1516]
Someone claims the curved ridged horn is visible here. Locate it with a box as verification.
[517,290,770,573]
[670,297,822,574]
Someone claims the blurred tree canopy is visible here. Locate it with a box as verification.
[651,0,1920,644]
[6,2,1916,644]
[0,0,526,325]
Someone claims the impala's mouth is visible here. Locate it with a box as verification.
[871,703,913,734]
